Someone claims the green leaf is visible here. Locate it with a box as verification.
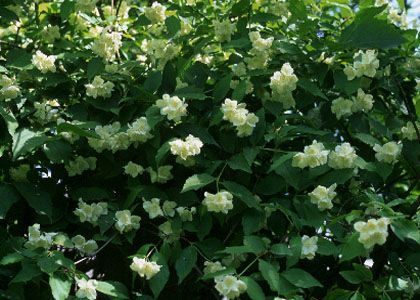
[181,173,215,193]
[243,236,267,254]
[0,7,18,22]
[241,276,265,300]
[222,181,260,209]
[213,74,232,101]
[87,58,104,79]
[340,270,365,284]
[44,140,72,164]
[201,267,235,280]
[11,261,42,283]
[174,86,207,100]
[281,268,323,288]
[60,0,74,20]
[0,184,19,219]
[338,6,405,49]
[0,103,18,137]
[6,49,32,68]
[175,246,197,283]
[49,272,72,300]
[0,252,23,265]
[14,183,53,219]
[317,238,337,256]
[350,291,366,300]
[149,252,169,298]
[391,219,420,244]
[12,129,49,160]
[340,233,367,262]
[298,78,327,100]
[228,153,252,173]
[57,122,99,138]
[96,281,129,299]
[155,141,170,165]
[271,243,292,256]
[258,259,280,292]
[165,16,181,36]
[144,71,162,92]
[231,81,247,101]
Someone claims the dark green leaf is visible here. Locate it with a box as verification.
[181,174,215,193]
[175,246,197,283]
[281,268,323,288]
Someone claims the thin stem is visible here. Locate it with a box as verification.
[216,162,228,192]
[238,253,266,276]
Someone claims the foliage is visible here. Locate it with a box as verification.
[0,0,419,299]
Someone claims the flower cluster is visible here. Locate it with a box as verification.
[75,0,98,13]
[221,98,259,137]
[91,29,122,61]
[301,235,318,260]
[203,261,226,276]
[85,76,115,99]
[130,257,162,280]
[270,63,299,109]
[144,2,166,24]
[33,100,60,124]
[24,224,55,250]
[155,94,188,122]
[203,191,234,214]
[147,165,173,184]
[176,206,196,222]
[292,140,330,169]
[32,50,56,73]
[65,156,97,176]
[373,141,402,164]
[354,217,390,249]
[76,278,98,300]
[343,50,380,80]
[215,275,247,299]
[244,31,273,70]
[41,25,60,43]
[71,235,98,255]
[0,74,20,100]
[114,210,141,234]
[88,117,152,153]
[74,200,108,224]
[328,143,358,169]
[308,184,337,211]
[401,121,419,140]
[141,39,180,70]
[124,161,144,177]
[169,134,203,160]
[143,198,164,219]
[331,89,374,119]
[213,19,236,42]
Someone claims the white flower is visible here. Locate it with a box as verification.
[244,31,273,70]
[169,134,203,160]
[147,165,173,184]
[65,156,97,177]
[203,261,226,275]
[328,143,358,169]
[124,162,144,177]
[221,98,259,137]
[308,184,337,211]
[270,63,298,108]
[0,75,20,100]
[231,62,247,77]
[41,25,60,43]
[74,201,108,224]
[292,140,330,169]
[85,76,114,99]
[176,206,196,222]
[301,235,318,260]
[343,65,357,81]
[24,224,55,250]
[352,89,374,113]
[373,141,402,164]
[353,50,380,78]
[354,217,390,249]
[32,50,56,73]
[144,2,166,23]
[71,235,98,255]
[127,117,153,144]
[214,275,247,299]
[331,97,353,119]
[155,94,188,122]
[401,121,419,141]
[143,198,164,219]
[115,210,141,234]
[76,278,98,300]
[213,19,236,42]
[75,0,98,13]
[130,257,162,280]
[162,201,177,217]
[91,30,122,61]
[203,191,233,214]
